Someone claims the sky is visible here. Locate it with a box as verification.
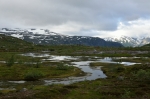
[0,0,150,38]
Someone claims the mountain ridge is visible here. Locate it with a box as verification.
[104,36,150,47]
[0,28,123,47]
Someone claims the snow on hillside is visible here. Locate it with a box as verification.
[104,36,150,47]
[0,28,59,36]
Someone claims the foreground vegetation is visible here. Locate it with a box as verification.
[0,53,83,81]
[0,34,150,98]
[0,63,149,99]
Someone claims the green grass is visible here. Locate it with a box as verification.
[0,62,84,81]
[112,57,150,63]
[0,62,150,98]
[28,63,150,99]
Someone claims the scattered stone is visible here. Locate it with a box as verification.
[117,76,124,80]
[20,88,28,92]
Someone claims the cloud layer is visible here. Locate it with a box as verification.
[0,0,150,37]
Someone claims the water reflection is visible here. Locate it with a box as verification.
[120,62,140,66]
[43,55,79,62]
[20,53,50,57]
[44,61,107,85]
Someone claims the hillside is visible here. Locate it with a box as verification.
[142,43,150,47]
[0,34,34,52]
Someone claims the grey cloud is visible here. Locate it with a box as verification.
[0,0,150,36]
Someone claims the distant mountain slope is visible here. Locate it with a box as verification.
[142,43,150,47]
[0,34,34,51]
[0,28,123,47]
[140,37,150,46]
[104,36,150,47]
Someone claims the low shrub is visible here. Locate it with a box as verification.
[6,55,15,67]
[35,61,40,68]
[134,69,150,81]
[114,66,125,73]
[56,64,71,70]
[117,67,125,72]
[24,70,44,81]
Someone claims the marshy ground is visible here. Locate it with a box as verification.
[0,45,150,99]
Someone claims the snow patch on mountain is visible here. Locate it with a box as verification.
[0,28,60,36]
[104,36,150,47]
[11,34,24,39]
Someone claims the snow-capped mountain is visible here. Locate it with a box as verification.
[0,28,122,47]
[104,36,150,47]
[0,28,61,39]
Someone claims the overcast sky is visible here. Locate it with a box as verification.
[0,0,150,38]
